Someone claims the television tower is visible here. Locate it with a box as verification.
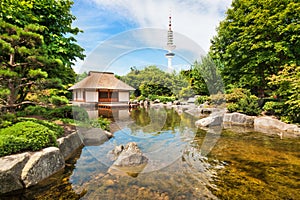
[165,12,176,69]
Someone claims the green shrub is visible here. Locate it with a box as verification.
[227,102,239,113]
[89,116,111,131]
[137,95,146,101]
[18,118,64,137]
[263,101,283,115]
[148,95,175,103]
[226,88,248,103]
[23,105,48,116]
[179,86,194,99]
[0,113,17,128]
[196,95,209,105]
[227,95,261,116]
[0,121,58,156]
[49,95,69,106]
[225,88,261,116]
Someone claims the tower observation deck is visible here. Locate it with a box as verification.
[165,14,176,69]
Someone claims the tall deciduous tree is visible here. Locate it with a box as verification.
[210,0,300,97]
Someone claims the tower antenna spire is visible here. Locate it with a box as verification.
[165,10,176,69]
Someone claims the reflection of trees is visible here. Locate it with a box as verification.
[130,108,151,127]
[162,108,181,132]
[128,107,182,135]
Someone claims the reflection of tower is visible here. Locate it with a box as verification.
[165,13,176,69]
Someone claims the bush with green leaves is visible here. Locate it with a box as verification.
[228,95,261,116]
[0,112,17,128]
[179,86,195,99]
[148,95,176,103]
[89,116,111,131]
[0,121,58,157]
[49,95,69,106]
[18,118,64,137]
[196,95,209,105]
[225,88,261,116]
[137,95,146,101]
[263,101,285,116]
[22,105,48,116]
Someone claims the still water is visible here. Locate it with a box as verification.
[3,107,300,199]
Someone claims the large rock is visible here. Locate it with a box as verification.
[21,147,65,188]
[108,142,148,177]
[187,97,196,103]
[254,116,299,132]
[223,112,255,126]
[57,132,83,159]
[195,113,224,127]
[79,128,113,146]
[0,152,30,194]
[113,142,148,167]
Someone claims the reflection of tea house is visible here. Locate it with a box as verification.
[69,71,135,105]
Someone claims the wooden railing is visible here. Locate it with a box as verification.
[99,98,118,102]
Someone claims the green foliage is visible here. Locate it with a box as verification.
[179,86,194,99]
[22,105,48,116]
[225,88,261,116]
[18,117,64,137]
[0,0,85,110]
[263,101,285,116]
[196,95,209,105]
[0,0,85,84]
[121,66,188,98]
[137,96,146,101]
[0,121,58,156]
[210,0,300,97]
[0,112,17,128]
[19,105,89,122]
[48,105,89,121]
[89,116,111,131]
[49,95,69,106]
[76,72,88,83]
[148,95,176,103]
[268,64,300,123]
[181,56,224,96]
[226,88,250,103]
[140,83,172,97]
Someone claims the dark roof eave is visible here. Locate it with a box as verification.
[68,87,135,91]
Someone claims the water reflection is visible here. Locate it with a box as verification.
[2,106,299,199]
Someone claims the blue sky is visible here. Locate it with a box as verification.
[71,0,232,75]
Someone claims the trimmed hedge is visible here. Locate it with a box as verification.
[148,95,176,103]
[0,121,58,157]
[18,118,64,137]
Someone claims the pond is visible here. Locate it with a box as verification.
[2,106,300,200]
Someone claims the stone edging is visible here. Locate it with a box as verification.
[195,112,300,134]
[0,131,83,194]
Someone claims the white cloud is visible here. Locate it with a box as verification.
[72,0,232,74]
[91,0,232,51]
